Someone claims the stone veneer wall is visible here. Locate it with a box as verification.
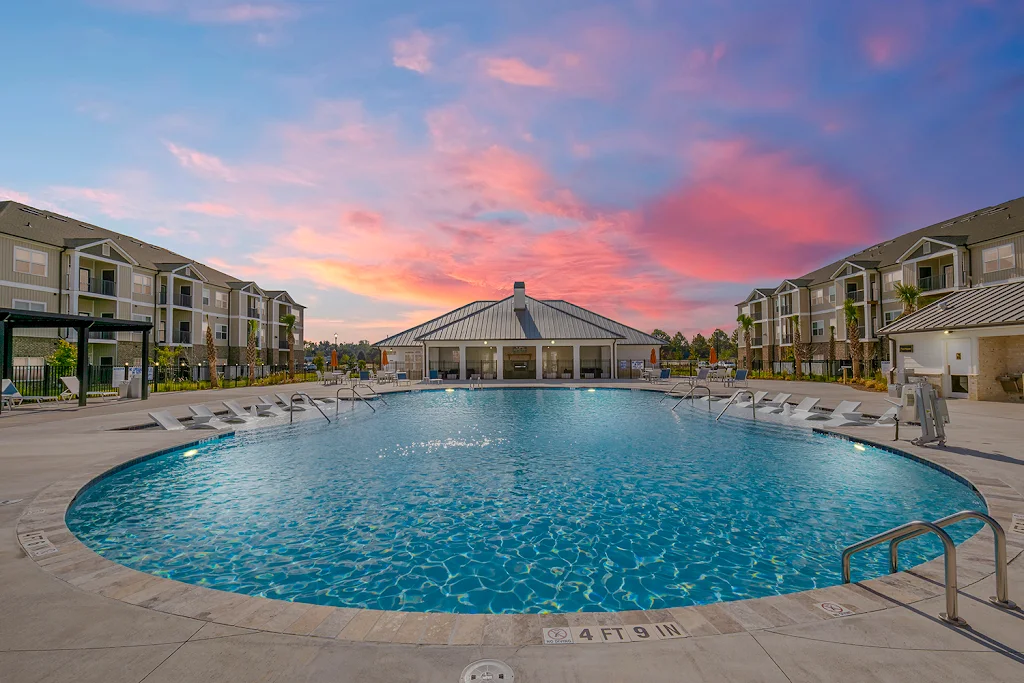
[13,337,61,359]
[975,335,1024,402]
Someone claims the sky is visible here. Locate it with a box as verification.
[1,0,1022,343]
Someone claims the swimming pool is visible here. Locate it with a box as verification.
[67,388,984,614]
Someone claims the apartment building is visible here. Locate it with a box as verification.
[0,201,304,370]
[736,195,1024,368]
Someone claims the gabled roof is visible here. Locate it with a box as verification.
[878,281,1024,335]
[154,262,208,282]
[63,237,140,265]
[376,296,663,346]
[736,288,777,306]
[774,279,812,293]
[829,260,880,279]
[895,235,970,263]
[227,281,266,296]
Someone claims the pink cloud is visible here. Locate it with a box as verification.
[49,186,133,219]
[165,141,237,181]
[181,201,239,217]
[481,57,556,87]
[101,1,298,25]
[0,187,34,204]
[637,139,879,282]
[392,30,434,73]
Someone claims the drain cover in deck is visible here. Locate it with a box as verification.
[461,659,514,682]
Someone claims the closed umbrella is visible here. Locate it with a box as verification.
[331,349,337,369]
[709,347,717,364]
[650,348,657,365]
[381,349,389,368]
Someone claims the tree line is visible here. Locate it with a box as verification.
[650,328,738,361]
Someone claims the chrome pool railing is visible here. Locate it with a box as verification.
[889,510,1014,609]
[842,520,966,626]
[715,390,757,422]
[336,385,375,414]
[354,383,388,405]
[672,385,712,411]
[289,392,330,424]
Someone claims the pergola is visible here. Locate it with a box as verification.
[0,308,152,408]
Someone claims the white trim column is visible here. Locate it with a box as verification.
[536,343,543,380]
[496,344,504,380]
[572,343,580,379]
[459,344,467,380]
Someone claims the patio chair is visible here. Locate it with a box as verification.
[756,393,792,415]
[150,410,226,430]
[820,401,864,426]
[2,378,55,407]
[60,376,117,402]
[680,368,710,387]
[258,395,290,412]
[396,372,411,386]
[735,391,768,408]
[655,368,671,384]
[359,371,370,382]
[787,398,825,420]
[275,392,306,411]
[871,406,900,426]
[190,404,247,424]
[427,370,443,385]
[224,399,274,418]
[700,389,743,403]
[724,369,748,387]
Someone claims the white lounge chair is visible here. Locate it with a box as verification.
[871,406,900,426]
[191,404,247,424]
[788,398,826,420]
[150,410,186,430]
[2,378,56,407]
[735,391,768,408]
[224,399,272,418]
[700,389,742,403]
[757,393,792,415]
[274,392,306,411]
[59,376,117,402]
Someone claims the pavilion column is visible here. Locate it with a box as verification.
[141,328,150,400]
[1,321,12,381]
[458,344,467,380]
[76,325,89,407]
[536,343,543,380]
[496,345,504,380]
[572,343,581,380]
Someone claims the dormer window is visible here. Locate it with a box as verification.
[922,242,931,255]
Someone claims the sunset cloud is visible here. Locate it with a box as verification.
[481,57,556,87]
[165,142,237,182]
[392,30,434,73]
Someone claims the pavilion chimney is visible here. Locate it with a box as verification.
[513,281,526,310]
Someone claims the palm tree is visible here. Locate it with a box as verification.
[205,323,219,389]
[828,325,836,376]
[280,313,297,380]
[246,320,259,384]
[893,282,922,318]
[790,314,803,379]
[736,314,754,371]
[843,298,862,380]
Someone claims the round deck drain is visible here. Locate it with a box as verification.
[461,659,514,683]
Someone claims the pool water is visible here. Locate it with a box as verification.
[67,389,984,614]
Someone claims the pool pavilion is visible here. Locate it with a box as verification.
[375,282,663,381]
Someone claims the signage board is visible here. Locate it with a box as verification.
[899,344,914,353]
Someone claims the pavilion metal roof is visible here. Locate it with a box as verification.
[0,308,153,331]
[877,281,1024,335]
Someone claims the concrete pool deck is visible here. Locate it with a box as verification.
[1,379,1023,682]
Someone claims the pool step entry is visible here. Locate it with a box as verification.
[335,383,386,415]
[841,510,1014,627]
[288,392,331,424]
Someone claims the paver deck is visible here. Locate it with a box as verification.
[2,378,1023,682]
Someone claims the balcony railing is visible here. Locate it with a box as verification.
[278,339,290,350]
[750,310,763,321]
[157,292,194,307]
[173,331,192,344]
[780,334,793,345]
[247,307,261,319]
[918,275,948,292]
[749,336,764,347]
[779,305,793,316]
[79,279,117,297]
[94,331,116,341]
[846,290,865,303]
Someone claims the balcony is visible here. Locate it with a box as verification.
[845,290,865,303]
[79,279,117,297]
[918,274,949,292]
[780,334,793,345]
[93,331,117,341]
[750,336,764,347]
[173,331,192,345]
[779,305,793,317]
[247,307,261,319]
[278,339,290,350]
[750,309,763,321]
[158,292,194,307]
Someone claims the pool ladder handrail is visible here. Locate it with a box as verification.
[671,384,712,411]
[354,382,388,405]
[715,389,756,422]
[889,510,1015,610]
[335,384,376,414]
[661,380,698,402]
[289,392,330,424]
[842,520,966,626]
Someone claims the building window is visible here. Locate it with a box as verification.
[215,324,228,340]
[811,320,824,336]
[811,289,824,305]
[133,314,152,323]
[884,310,898,325]
[133,273,153,295]
[13,299,46,312]
[215,291,229,309]
[14,246,47,276]
[982,244,1015,273]
[883,271,901,292]
[827,285,836,303]
[102,244,110,257]
[203,288,211,306]
[922,242,931,255]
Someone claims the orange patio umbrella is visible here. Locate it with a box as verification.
[331,349,338,368]
[709,347,718,364]
[650,348,657,365]
[381,349,389,367]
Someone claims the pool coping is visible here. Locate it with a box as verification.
[15,392,1024,648]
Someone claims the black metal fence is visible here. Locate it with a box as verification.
[8,365,116,397]
[466,361,498,378]
[750,359,882,378]
[580,360,612,378]
[541,360,573,379]
[429,361,461,379]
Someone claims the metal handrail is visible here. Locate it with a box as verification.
[716,390,757,422]
[354,382,388,405]
[673,385,712,411]
[336,385,375,414]
[889,510,1015,609]
[661,381,699,402]
[289,392,330,424]
[842,520,966,626]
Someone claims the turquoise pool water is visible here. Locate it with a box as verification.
[67,388,984,614]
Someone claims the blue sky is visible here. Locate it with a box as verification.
[2,0,1023,341]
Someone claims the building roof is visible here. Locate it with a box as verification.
[375,293,663,346]
[877,281,1024,334]
[740,197,1024,299]
[0,201,299,304]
